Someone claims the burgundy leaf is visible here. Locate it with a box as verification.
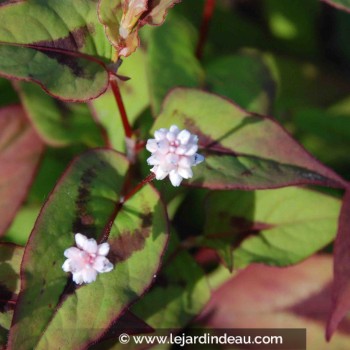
[198,255,350,349]
[0,105,44,236]
[327,189,350,340]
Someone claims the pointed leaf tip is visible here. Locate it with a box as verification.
[327,188,350,339]
[152,88,347,190]
[0,0,114,101]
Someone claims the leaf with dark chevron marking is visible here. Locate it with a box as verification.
[151,88,347,190]
[0,0,114,101]
[8,149,168,350]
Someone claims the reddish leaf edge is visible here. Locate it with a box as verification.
[13,83,109,148]
[87,183,170,350]
[159,87,349,190]
[8,148,170,350]
[7,148,129,349]
[138,0,182,27]
[157,88,350,338]
[34,182,169,350]
[327,188,350,340]
[0,105,45,237]
[0,41,115,102]
[321,0,350,14]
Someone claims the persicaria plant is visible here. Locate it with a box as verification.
[1,0,350,349]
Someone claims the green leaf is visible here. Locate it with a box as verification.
[147,13,204,115]
[27,146,87,204]
[0,105,44,237]
[322,0,350,13]
[264,0,320,56]
[8,149,168,350]
[205,52,278,114]
[3,205,40,246]
[151,88,346,190]
[293,107,350,172]
[0,244,23,348]
[92,50,150,152]
[132,231,210,328]
[0,243,23,299]
[0,78,18,107]
[0,0,114,101]
[16,82,105,147]
[273,56,350,116]
[93,231,210,349]
[203,187,341,270]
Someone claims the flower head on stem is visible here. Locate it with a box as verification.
[146,125,204,187]
[62,233,113,285]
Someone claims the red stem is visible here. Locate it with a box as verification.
[110,76,133,138]
[196,0,216,60]
[122,173,156,203]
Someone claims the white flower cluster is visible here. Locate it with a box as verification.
[146,125,204,187]
[62,233,113,284]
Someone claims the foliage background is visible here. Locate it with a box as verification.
[1,0,350,349]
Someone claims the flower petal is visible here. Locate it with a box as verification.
[166,131,177,142]
[72,271,84,285]
[157,139,170,154]
[184,144,198,156]
[154,166,168,180]
[165,153,179,165]
[178,166,193,179]
[97,242,110,256]
[177,129,191,145]
[169,171,183,187]
[84,239,98,254]
[169,125,180,134]
[93,256,114,273]
[67,254,86,273]
[147,155,159,166]
[179,156,191,168]
[146,139,158,152]
[154,128,167,140]
[64,247,81,259]
[62,259,71,272]
[82,267,98,284]
[75,233,87,250]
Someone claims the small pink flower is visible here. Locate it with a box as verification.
[146,125,204,187]
[62,233,113,285]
